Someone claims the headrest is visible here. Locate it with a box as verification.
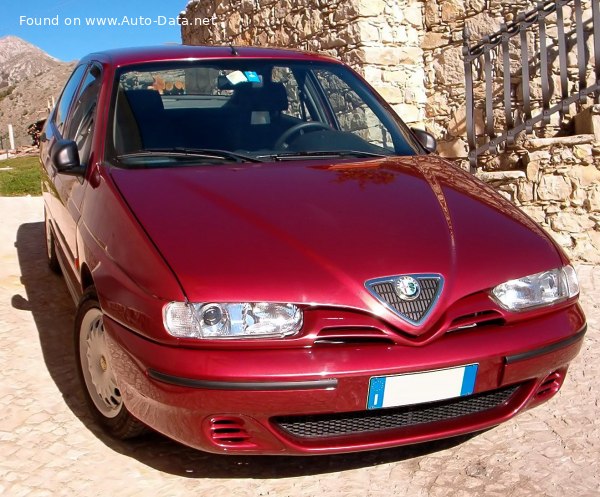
[124,89,164,117]
[227,82,288,112]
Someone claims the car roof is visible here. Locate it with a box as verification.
[80,45,342,67]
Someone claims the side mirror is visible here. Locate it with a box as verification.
[51,139,84,175]
[411,128,437,154]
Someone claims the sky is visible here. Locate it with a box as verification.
[0,0,192,61]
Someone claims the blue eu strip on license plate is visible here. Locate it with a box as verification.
[367,364,478,410]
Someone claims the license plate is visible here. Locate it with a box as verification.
[367,364,478,410]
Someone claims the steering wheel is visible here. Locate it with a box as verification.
[274,121,331,150]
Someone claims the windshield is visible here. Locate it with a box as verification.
[109,59,420,167]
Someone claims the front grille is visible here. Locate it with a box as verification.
[274,385,519,439]
[368,276,441,323]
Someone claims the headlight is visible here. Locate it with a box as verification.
[163,302,303,339]
[491,265,579,311]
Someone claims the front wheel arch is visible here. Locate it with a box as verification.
[74,286,146,439]
[80,263,94,293]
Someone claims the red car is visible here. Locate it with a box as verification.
[40,45,586,455]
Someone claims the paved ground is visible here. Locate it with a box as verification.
[0,196,599,497]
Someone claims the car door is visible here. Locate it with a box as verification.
[41,62,102,287]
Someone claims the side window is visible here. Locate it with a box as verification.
[65,64,102,165]
[53,64,87,135]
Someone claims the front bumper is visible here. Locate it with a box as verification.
[104,304,586,455]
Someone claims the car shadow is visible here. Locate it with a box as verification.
[13,221,478,478]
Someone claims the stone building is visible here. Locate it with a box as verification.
[179,0,600,262]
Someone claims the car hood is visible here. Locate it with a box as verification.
[110,156,561,330]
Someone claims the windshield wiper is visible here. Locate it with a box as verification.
[258,150,390,161]
[117,148,264,163]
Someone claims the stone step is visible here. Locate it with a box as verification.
[574,105,600,143]
[527,134,596,149]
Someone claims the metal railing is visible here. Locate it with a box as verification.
[463,0,600,171]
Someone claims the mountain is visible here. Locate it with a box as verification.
[0,36,63,88]
[0,36,73,148]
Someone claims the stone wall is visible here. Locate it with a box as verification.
[423,0,530,162]
[479,134,600,262]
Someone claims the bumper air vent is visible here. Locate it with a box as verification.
[209,416,255,448]
[315,328,396,345]
[534,371,563,400]
[447,310,505,333]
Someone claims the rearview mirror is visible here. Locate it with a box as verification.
[217,75,234,90]
[411,128,437,154]
[52,139,84,175]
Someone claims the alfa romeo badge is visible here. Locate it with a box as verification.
[395,276,421,301]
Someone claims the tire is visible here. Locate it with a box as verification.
[44,208,61,274]
[74,287,146,439]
